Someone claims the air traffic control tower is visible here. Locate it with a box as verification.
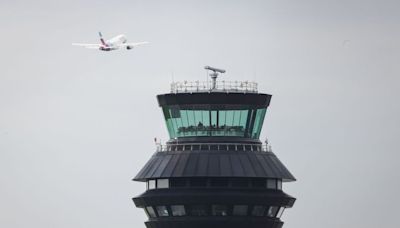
[133,66,296,228]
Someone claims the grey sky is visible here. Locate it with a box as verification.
[0,0,399,227]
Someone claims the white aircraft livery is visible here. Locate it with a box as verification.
[72,32,149,51]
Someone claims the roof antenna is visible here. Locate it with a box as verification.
[204,66,226,90]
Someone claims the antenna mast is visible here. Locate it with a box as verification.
[204,66,226,90]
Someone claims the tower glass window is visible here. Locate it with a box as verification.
[231,178,249,188]
[212,205,228,216]
[277,179,282,190]
[190,178,208,187]
[171,205,186,216]
[252,206,266,216]
[233,205,248,216]
[267,206,279,218]
[266,179,277,189]
[157,179,169,189]
[210,178,229,187]
[145,206,157,218]
[162,105,267,139]
[170,178,187,187]
[190,205,208,216]
[276,207,285,218]
[156,206,169,217]
[148,180,156,190]
[252,178,266,188]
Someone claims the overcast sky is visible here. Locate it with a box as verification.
[0,0,399,228]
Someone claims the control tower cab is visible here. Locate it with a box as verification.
[132,67,296,228]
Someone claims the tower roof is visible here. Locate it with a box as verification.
[134,150,296,182]
[158,92,271,107]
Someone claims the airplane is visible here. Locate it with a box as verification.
[72,32,149,51]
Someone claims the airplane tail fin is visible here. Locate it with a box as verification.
[98,32,106,46]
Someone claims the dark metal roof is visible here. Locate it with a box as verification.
[157,92,271,107]
[134,150,295,182]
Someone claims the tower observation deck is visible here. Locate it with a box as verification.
[132,67,296,228]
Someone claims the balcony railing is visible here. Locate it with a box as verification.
[155,142,272,153]
[170,80,258,93]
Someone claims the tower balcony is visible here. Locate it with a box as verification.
[170,80,258,94]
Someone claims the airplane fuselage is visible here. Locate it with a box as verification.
[100,34,127,51]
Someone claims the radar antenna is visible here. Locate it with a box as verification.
[204,66,226,90]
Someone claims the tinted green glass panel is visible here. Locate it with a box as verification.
[202,110,210,127]
[194,111,202,127]
[175,118,184,136]
[215,110,225,136]
[218,110,226,127]
[225,111,234,126]
[170,108,179,137]
[211,111,217,127]
[167,119,176,138]
[233,110,241,126]
[239,110,248,128]
[251,108,267,138]
[187,109,196,127]
[178,110,188,137]
[186,109,197,137]
[162,107,174,138]
[162,106,267,139]
[181,110,189,127]
[257,108,267,138]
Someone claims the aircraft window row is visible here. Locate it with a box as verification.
[146,178,282,190]
[144,205,285,219]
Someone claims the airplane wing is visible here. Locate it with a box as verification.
[120,41,149,47]
[72,43,101,49]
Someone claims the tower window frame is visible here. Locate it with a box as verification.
[231,178,249,188]
[170,178,188,188]
[276,207,285,218]
[267,206,279,218]
[156,206,170,217]
[145,206,157,218]
[232,205,248,216]
[252,178,267,188]
[157,179,169,189]
[148,180,156,190]
[189,205,209,216]
[210,178,229,187]
[251,205,266,217]
[171,205,186,216]
[277,179,282,190]
[266,179,277,189]
[189,178,208,187]
[212,205,228,216]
